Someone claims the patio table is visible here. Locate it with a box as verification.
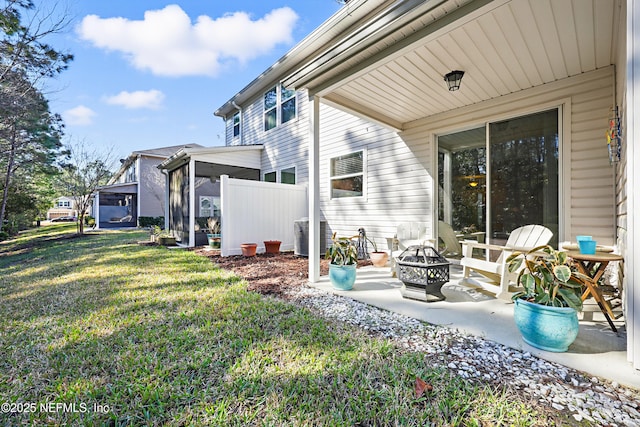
[566,251,623,332]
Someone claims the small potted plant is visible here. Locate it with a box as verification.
[207,217,221,249]
[241,243,257,257]
[507,245,588,352]
[150,225,162,243]
[157,231,177,246]
[325,232,358,290]
[367,237,389,267]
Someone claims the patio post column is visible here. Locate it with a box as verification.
[627,0,640,369]
[163,170,169,231]
[308,95,320,282]
[94,191,100,230]
[189,158,196,247]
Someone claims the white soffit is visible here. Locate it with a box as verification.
[302,0,618,129]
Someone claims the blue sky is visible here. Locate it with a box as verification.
[46,1,343,160]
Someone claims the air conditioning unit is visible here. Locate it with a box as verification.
[294,219,326,257]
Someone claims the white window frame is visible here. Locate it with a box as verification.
[232,112,240,138]
[280,84,297,125]
[329,150,366,200]
[263,171,277,183]
[263,85,297,132]
[280,166,297,184]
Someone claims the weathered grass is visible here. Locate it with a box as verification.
[0,225,566,426]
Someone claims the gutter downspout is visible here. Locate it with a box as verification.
[232,101,243,145]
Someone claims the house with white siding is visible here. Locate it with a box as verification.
[210,0,640,371]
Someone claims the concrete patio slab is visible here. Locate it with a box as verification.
[312,264,640,390]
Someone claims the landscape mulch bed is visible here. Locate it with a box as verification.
[194,249,371,298]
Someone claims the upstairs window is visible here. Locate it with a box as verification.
[281,85,296,124]
[264,87,277,131]
[264,85,297,131]
[232,112,240,138]
[330,151,364,198]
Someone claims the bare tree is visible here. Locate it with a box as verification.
[56,141,115,235]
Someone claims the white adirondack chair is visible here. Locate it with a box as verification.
[390,222,435,275]
[438,221,463,258]
[460,224,553,301]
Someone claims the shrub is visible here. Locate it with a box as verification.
[138,216,164,228]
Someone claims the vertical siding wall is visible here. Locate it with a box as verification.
[318,103,432,251]
[401,67,616,245]
[219,175,308,256]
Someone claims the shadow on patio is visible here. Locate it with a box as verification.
[312,264,640,389]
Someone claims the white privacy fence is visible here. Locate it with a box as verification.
[219,175,308,256]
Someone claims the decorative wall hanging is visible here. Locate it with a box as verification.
[606,106,622,164]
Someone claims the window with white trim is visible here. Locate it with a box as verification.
[263,85,297,131]
[330,151,364,198]
[232,112,240,138]
[280,85,296,124]
[264,87,277,131]
[281,166,296,184]
[264,171,276,182]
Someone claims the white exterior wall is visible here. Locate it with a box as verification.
[318,103,430,251]
[402,67,616,246]
[225,91,310,185]
[316,67,616,252]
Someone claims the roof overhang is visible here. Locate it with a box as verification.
[158,144,264,172]
[214,0,395,119]
[279,0,619,131]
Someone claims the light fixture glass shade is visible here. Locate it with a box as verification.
[444,70,464,91]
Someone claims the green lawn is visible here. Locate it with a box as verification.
[0,225,566,426]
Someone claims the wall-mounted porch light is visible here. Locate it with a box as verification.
[444,70,465,91]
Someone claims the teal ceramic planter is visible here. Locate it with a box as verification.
[329,264,356,290]
[514,298,579,352]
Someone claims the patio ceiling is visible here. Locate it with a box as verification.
[284,0,619,130]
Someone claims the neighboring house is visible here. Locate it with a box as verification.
[94,144,201,229]
[47,196,81,220]
[210,0,640,370]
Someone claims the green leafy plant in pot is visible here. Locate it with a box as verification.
[326,232,358,290]
[507,245,588,352]
[207,217,221,249]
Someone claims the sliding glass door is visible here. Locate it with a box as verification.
[437,108,559,250]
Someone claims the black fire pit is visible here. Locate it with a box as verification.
[396,245,450,302]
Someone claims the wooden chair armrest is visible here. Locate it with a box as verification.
[461,241,507,251]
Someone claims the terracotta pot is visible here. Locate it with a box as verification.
[240,243,257,257]
[370,251,389,267]
[264,240,281,254]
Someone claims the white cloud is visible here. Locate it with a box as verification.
[105,89,165,110]
[77,5,299,77]
[63,105,96,126]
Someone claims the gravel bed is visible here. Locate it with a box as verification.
[285,285,640,426]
